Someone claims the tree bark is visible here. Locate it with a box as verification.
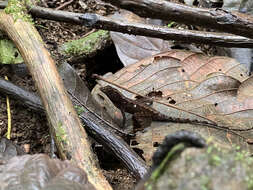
[102,0,253,39]
[79,13,253,48]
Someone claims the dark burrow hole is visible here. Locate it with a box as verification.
[73,44,124,89]
[93,144,121,169]
[94,143,145,169]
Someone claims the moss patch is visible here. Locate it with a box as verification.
[61,30,109,56]
[74,105,85,116]
[0,39,23,64]
[4,0,33,23]
[55,122,68,146]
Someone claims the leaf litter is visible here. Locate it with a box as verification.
[94,50,253,162]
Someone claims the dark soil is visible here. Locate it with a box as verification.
[0,0,133,189]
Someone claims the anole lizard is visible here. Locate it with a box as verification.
[100,85,250,133]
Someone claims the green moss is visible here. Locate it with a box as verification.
[206,145,222,166]
[235,150,249,161]
[186,155,193,162]
[167,22,175,28]
[236,145,241,150]
[0,39,23,64]
[4,0,33,23]
[62,30,109,56]
[74,105,85,116]
[245,175,253,190]
[247,157,253,165]
[145,143,185,190]
[200,176,211,190]
[207,146,213,154]
[55,122,68,146]
[209,155,221,166]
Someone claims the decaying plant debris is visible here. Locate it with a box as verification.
[0,0,253,190]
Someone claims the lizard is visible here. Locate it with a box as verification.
[100,85,250,133]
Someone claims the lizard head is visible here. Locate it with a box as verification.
[100,85,123,104]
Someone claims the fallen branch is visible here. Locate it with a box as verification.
[0,2,253,48]
[55,0,74,10]
[79,13,253,48]
[0,77,148,179]
[0,78,43,112]
[102,0,253,39]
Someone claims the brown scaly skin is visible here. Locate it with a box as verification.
[100,85,233,132]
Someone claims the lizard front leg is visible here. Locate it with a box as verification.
[132,113,152,132]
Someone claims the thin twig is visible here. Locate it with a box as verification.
[55,0,74,10]
[102,0,253,39]
[5,76,11,140]
[79,13,253,48]
[0,2,253,48]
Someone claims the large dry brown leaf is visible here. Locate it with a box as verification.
[94,50,253,162]
[110,10,174,66]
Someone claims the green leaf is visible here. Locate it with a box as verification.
[0,39,23,64]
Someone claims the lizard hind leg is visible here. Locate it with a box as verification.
[133,113,152,132]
